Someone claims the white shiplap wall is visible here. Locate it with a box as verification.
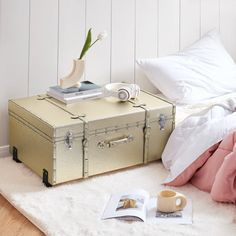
[1,0,236,149]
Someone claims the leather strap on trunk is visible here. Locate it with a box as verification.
[131,102,151,164]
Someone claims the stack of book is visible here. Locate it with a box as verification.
[47,81,104,104]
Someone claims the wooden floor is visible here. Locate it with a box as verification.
[0,194,44,236]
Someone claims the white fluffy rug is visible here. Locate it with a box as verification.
[0,156,235,236]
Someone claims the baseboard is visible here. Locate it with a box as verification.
[0,145,10,157]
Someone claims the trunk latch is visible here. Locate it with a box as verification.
[158,114,166,130]
[65,131,73,149]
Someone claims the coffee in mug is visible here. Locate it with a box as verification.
[157,189,187,213]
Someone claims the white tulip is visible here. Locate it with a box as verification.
[97,31,108,40]
[79,29,108,59]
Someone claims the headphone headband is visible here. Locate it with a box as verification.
[104,83,140,101]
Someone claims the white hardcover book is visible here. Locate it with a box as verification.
[48,81,102,99]
[64,91,104,104]
[47,90,104,104]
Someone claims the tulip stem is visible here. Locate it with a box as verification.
[89,39,99,49]
[78,29,106,60]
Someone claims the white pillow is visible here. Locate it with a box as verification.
[137,30,236,104]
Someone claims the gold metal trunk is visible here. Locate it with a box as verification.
[8,91,175,186]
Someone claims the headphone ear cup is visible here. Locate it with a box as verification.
[118,87,132,101]
[104,83,140,101]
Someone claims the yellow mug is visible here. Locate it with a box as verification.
[157,189,187,213]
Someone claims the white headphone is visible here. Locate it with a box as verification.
[104,83,140,101]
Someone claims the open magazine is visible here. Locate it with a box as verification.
[101,189,192,224]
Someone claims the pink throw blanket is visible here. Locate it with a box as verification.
[165,131,236,204]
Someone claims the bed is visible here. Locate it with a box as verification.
[174,92,236,125]
[162,96,236,203]
[137,30,236,204]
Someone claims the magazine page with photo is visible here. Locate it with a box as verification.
[101,188,193,224]
[101,189,150,222]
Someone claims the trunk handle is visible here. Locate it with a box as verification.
[97,135,134,149]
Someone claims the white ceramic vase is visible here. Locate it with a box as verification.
[60,59,85,89]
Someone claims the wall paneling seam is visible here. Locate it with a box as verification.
[157,0,159,57]
[84,0,87,81]
[199,0,202,37]
[218,0,221,33]
[27,0,31,96]
[110,0,113,83]
[56,0,60,84]
[134,0,136,83]
[179,0,181,50]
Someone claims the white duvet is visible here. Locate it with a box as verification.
[162,98,236,183]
